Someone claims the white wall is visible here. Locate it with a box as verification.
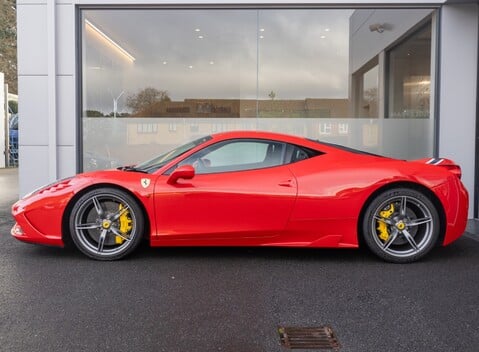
[350,9,434,73]
[438,3,478,218]
[17,0,77,196]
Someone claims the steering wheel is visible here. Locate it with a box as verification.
[193,158,210,169]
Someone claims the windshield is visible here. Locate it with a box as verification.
[134,135,212,173]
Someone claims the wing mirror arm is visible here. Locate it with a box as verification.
[167,165,195,185]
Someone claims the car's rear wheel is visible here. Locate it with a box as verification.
[362,188,440,263]
[69,188,144,260]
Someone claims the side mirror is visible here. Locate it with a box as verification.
[167,165,195,185]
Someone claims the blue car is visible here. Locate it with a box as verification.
[9,114,18,166]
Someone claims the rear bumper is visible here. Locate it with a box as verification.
[439,177,469,246]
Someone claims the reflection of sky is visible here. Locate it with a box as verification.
[83,9,353,114]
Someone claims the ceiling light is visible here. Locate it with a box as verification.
[325,28,330,32]
[320,35,326,39]
[404,80,430,86]
[85,19,135,62]
[259,35,264,39]
[195,28,201,32]
[198,35,204,39]
[188,65,193,69]
[260,28,265,32]
[369,23,385,33]
[162,61,168,65]
[209,61,215,65]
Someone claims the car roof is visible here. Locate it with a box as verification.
[207,130,361,155]
[210,130,312,145]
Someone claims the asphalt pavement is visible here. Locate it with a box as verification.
[1,167,479,352]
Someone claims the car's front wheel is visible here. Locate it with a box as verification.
[69,188,144,260]
[362,188,440,263]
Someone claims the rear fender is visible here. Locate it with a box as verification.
[413,158,462,179]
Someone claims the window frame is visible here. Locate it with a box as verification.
[176,138,287,174]
[385,18,433,119]
[167,138,320,175]
[77,6,441,173]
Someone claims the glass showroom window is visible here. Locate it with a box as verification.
[352,58,379,118]
[387,22,432,118]
[81,8,436,171]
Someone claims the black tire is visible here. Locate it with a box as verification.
[69,187,145,260]
[362,187,440,263]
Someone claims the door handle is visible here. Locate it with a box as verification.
[278,179,295,187]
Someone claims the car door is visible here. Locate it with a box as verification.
[153,139,297,243]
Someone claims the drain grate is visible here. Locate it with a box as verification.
[278,326,340,350]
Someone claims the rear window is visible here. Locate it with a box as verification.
[307,139,384,158]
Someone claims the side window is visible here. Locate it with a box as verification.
[206,141,269,167]
[178,139,286,174]
[284,144,322,164]
[291,147,312,162]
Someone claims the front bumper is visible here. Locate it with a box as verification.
[11,216,64,247]
[10,191,72,247]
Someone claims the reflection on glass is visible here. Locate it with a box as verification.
[362,65,379,118]
[388,21,432,118]
[257,10,351,118]
[352,61,379,118]
[82,9,355,119]
[81,8,435,171]
[82,10,257,117]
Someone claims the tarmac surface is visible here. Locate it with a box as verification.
[1,167,479,352]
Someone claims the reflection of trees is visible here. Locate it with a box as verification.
[85,110,131,117]
[126,87,171,116]
[362,87,378,118]
[91,97,349,118]
[364,87,377,105]
[8,100,18,114]
[86,110,104,117]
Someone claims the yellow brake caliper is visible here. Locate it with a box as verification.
[377,203,395,242]
[116,204,133,244]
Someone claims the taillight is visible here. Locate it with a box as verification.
[414,158,463,179]
[441,164,462,179]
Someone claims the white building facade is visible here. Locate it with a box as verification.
[17,0,479,217]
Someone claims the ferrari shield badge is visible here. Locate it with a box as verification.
[141,178,151,188]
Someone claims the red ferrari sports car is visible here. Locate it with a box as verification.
[11,131,468,262]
